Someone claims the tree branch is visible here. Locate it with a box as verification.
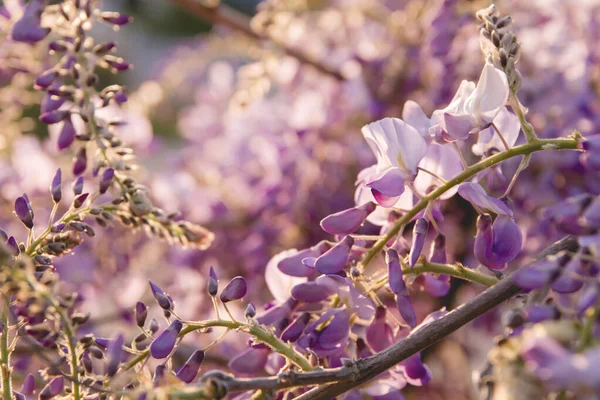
[169,0,345,81]
[166,236,578,399]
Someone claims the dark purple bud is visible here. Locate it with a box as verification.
[396,295,417,328]
[41,91,65,114]
[314,236,353,274]
[100,12,132,26]
[72,177,84,196]
[99,168,114,194]
[20,374,35,395]
[149,281,172,310]
[207,266,218,296]
[135,302,147,327]
[48,41,68,52]
[40,110,69,125]
[57,115,76,150]
[7,236,19,256]
[51,223,65,233]
[386,249,406,294]
[72,148,87,176]
[39,376,64,400]
[104,56,131,71]
[106,333,124,377]
[366,307,393,352]
[291,282,335,303]
[114,91,128,104]
[219,276,247,303]
[175,350,204,383]
[93,41,116,54]
[149,320,182,359]
[149,319,159,334]
[35,70,58,89]
[11,0,50,44]
[73,193,89,209]
[229,347,270,374]
[50,168,62,203]
[281,313,310,343]
[409,218,429,268]
[320,202,376,235]
[474,214,522,270]
[244,302,256,319]
[15,194,34,228]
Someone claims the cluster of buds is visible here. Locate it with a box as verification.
[477,4,522,92]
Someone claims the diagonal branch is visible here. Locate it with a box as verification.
[169,0,345,80]
[167,236,578,399]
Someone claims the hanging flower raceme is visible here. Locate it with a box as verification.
[458,182,522,269]
[433,62,510,141]
[358,117,428,207]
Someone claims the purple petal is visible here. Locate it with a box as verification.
[386,249,406,294]
[229,347,270,375]
[50,168,62,203]
[281,313,310,343]
[409,218,429,268]
[39,376,64,400]
[277,243,327,277]
[176,350,205,383]
[458,182,512,216]
[11,0,50,44]
[396,295,417,328]
[320,202,376,234]
[366,308,394,352]
[220,276,247,303]
[106,333,125,377]
[149,320,182,359]
[314,236,353,274]
[291,282,335,303]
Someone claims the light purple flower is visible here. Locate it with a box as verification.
[274,242,328,277]
[366,307,394,352]
[474,214,523,270]
[472,107,521,155]
[266,253,307,303]
[320,202,376,234]
[281,312,311,343]
[360,117,428,206]
[229,347,270,375]
[291,281,335,303]
[458,182,513,216]
[11,0,50,44]
[314,236,353,274]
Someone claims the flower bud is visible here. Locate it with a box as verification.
[409,218,429,268]
[314,236,353,274]
[135,302,147,327]
[219,276,247,303]
[320,202,376,235]
[396,294,417,328]
[15,194,34,229]
[244,302,256,319]
[176,350,205,383]
[73,148,87,176]
[99,168,115,194]
[39,376,64,400]
[386,249,406,294]
[149,320,182,359]
[207,266,218,296]
[106,333,124,377]
[281,313,310,343]
[57,115,76,150]
[20,374,35,395]
[72,177,84,195]
[35,70,58,89]
[40,110,70,125]
[73,193,89,209]
[11,0,50,44]
[149,281,172,310]
[50,169,62,203]
[291,282,335,303]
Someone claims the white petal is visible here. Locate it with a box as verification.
[265,250,307,303]
[414,143,464,199]
[466,63,509,123]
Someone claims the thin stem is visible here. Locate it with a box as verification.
[57,308,81,400]
[490,122,511,151]
[417,167,447,184]
[508,93,537,142]
[502,153,530,197]
[126,319,313,373]
[360,138,579,269]
[222,303,237,323]
[1,311,12,400]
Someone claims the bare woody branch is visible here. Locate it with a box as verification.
[170,0,346,81]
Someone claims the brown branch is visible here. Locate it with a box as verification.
[169,0,346,81]
[169,236,578,399]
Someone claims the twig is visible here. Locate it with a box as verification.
[169,0,345,81]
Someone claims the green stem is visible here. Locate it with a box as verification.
[361,138,579,269]
[409,261,498,287]
[125,319,313,372]
[58,308,81,400]
[1,312,12,400]
[509,93,537,142]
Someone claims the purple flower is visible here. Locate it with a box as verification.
[15,194,34,229]
[220,276,247,303]
[474,214,522,270]
[359,117,428,207]
[50,168,62,203]
[409,218,429,268]
[35,70,58,89]
[458,182,513,216]
[229,346,270,375]
[580,134,600,171]
[41,91,65,114]
[577,284,599,315]
[320,202,376,234]
[7,236,19,256]
[366,307,394,352]
[176,350,205,383]
[73,148,87,176]
[275,242,329,277]
[149,320,182,359]
[399,354,431,386]
[99,168,115,194]
[314,236,353,274]
[11,0,50,44]
[550,258,584,294]
[106,333,124,377]
[39,376,64,400]
[514,259,559,289]
[298,308,350,356]
[396,295,417,328]
[57,115,76,150]
[523,305,559,323]
[386,249,406,294]
[100,12,132,26]
[291,281,335,303]
[207,266,218,296]
[40,110,70,125]
[20,374,35,395]
[281,312,310,343]
[316,275,376,319]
